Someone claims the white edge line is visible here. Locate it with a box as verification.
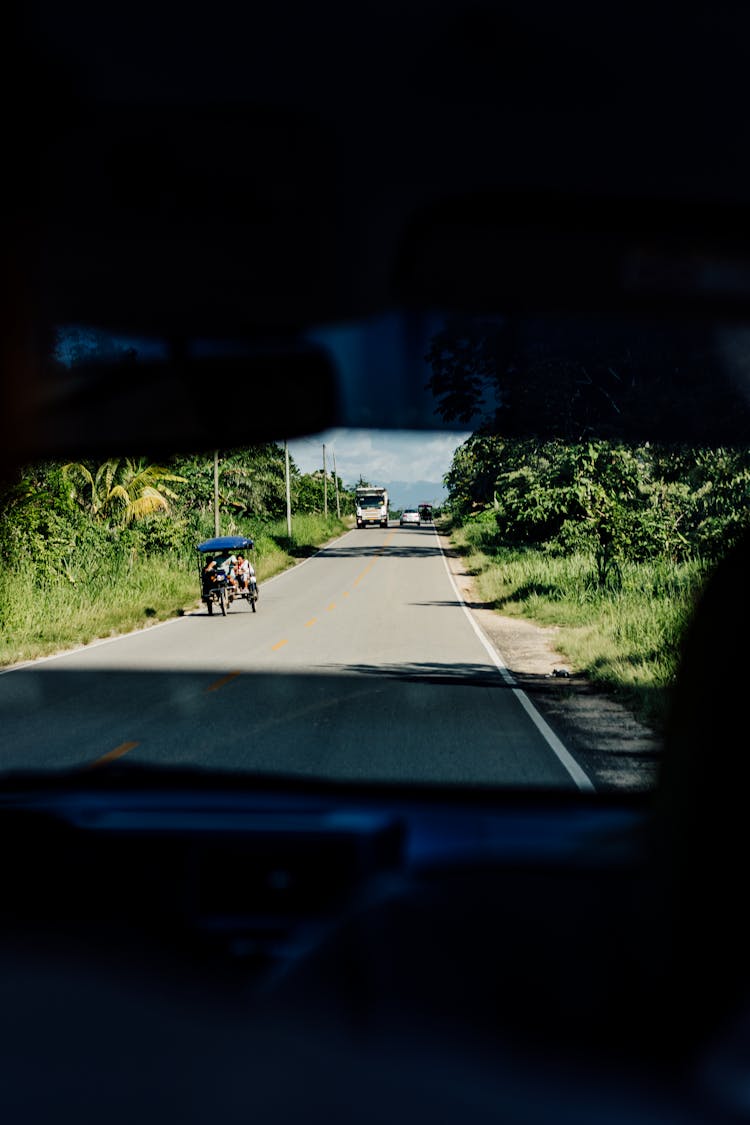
[0,613,186,675]
[434,526,595,793]
[2,521,595,790]
[510,689,596,792]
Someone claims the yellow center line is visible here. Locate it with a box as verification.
[206,670,241,693]
[305,617,318,627]
[272,639,289,650]
[353,563,374,586]
[352,533,394,584]
[343,591,350,597]
[327,602,336,611]
[88,740,140,770]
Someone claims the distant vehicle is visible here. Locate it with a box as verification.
[400,508,420,526]
[355,486,389,528]
[418,503,433,523]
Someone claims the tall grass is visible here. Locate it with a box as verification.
[3,499,709,736]
[451,517,711,733]
[0,512,348,668]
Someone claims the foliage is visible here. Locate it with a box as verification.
[430,312,750,594]
[4,401,749,738]
[0,490,347,667]
[443,434,508,512]
[219,444,290,519]
[426,313,750,445]
[425,315,511,427]
[168,447,356,526]
[293,471,354,516]
[450,520,710,733]
[443,434,750,586]
[62,459,186,525]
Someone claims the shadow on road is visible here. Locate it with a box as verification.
[318,544,447,559]
[330,660,509,687]
[409,599,488,610]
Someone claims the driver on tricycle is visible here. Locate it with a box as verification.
[201,558,218,595]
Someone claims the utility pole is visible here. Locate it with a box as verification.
[213,450,220,536]
[323,443,328,517]
[284,440,292,540]
[332,448,341,518]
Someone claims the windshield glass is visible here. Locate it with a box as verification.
[2,307,750,794]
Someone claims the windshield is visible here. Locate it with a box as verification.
[3,307,749,795]
[9,8,750,1124]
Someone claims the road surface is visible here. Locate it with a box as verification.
[0,524,593,788]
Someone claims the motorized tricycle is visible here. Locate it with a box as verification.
[197,535,259,616]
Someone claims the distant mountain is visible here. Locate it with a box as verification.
[381,480,447,511]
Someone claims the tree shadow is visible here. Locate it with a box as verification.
[330,660,510,687]
[493,581,560,607]
[410,599,489,610]
[283,542,319,559]
[317,544,448,559]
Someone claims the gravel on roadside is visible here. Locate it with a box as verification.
[438,531,662,792]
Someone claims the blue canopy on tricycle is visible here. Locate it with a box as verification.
[197,536,254,553]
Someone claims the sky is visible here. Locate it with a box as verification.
[286,428,471,491]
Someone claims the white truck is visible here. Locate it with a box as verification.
[355,486,389,528]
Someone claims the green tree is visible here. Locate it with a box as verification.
[62,459,186,525]
[443,434,508,515]
[0,462,82,579]
[294,472,328,514]
[219,444,290,519]
[427,314,750,445]
[558,443,646,587]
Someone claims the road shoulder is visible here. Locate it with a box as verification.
[436,529,662,792]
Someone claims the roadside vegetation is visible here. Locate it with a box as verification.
[425,314,750,735]
[442,437,750,734]
[0,448,352,668]
[3,423,749,739]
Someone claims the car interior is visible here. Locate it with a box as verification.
[5,3,750,1122]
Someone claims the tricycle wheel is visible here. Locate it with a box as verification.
[219,589,227,616]
[207,599,213,616]
[252,596,257,612]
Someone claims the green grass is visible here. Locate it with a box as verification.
[0,512,349,668]
[2,503,709,737]
[449,517,710,734]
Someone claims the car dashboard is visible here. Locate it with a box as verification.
[0,770,748,1124]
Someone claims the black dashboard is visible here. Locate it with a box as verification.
[0,771,746,1123]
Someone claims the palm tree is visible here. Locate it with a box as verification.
[62,458,186,524]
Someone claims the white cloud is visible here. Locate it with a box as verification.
[285,429,470,487]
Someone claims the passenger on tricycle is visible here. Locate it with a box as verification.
[197,536,258,617]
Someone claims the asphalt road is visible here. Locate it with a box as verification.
[0,524,593,788]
